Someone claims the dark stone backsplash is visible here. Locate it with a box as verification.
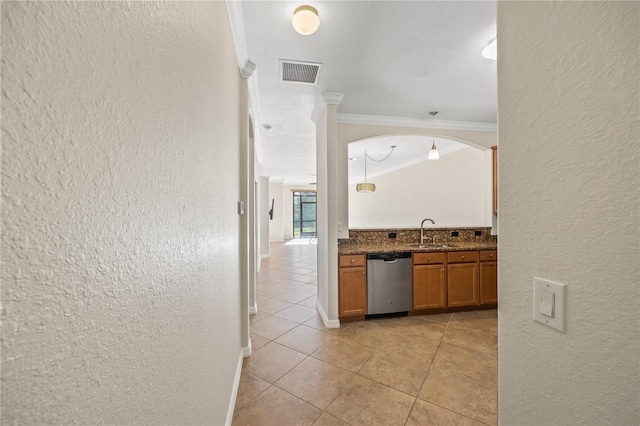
[338,227,496,247]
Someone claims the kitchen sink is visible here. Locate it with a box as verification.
[410,244,452,249]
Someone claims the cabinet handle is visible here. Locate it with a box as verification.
[428,256,431,261]
[490,254,494,258]
[351,259,355,263]
[461,256,465,259]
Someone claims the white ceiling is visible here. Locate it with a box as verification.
[239,1,497,185]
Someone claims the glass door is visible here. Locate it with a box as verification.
[293,191,316,238]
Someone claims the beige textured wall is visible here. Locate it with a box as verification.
[337,122,497,236]
[1,2,243,424]
[498,2,639,424]
[349,147,490,228]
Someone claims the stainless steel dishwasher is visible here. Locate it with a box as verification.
[366,252,412,315]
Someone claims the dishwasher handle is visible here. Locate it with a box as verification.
[383,259,398,263]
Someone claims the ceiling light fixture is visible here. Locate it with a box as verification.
[356,145,396,193]
[428,112,440,160]
[292,5,319,35]
[482,37,497,60]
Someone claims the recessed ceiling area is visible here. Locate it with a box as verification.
[240,1,497,185]
[348,135,471,184]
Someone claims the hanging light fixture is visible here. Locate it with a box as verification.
[356,150,375,193]
[356,146,396,193]
[292,5,320,35]
[428,111,440,160]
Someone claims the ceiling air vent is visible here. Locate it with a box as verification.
[280,60,321,85]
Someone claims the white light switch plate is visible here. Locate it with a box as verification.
[533,277,566,332]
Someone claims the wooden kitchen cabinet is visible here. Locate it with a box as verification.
[447,251,479,307]
[479,250,498,305]
[412,252,446,310]
[338,255,367,318]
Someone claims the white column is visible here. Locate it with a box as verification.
[312,92,344,327]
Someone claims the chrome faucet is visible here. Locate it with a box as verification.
[420,218,435,245]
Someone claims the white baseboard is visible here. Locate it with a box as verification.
[242,339,252,358]
[225,349,244,426]
[260,254,270,259]
[316,301,340,329]
[249,303,257,315]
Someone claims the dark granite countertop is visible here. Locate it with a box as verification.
[338,241,497,255]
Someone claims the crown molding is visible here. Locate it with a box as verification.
[322,92,344,106]
[337,113,497,132]
[310,98,326,124]
[311,92,344,123]
[240,60,256,79]
[226,1,262,163]
[225,1,248,73]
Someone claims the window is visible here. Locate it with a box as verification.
[293,191,316,238]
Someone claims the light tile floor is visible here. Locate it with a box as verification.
[233,240,498,426]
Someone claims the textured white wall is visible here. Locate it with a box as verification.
[268,181,284,241]
[349,147,490,228]
[498,2,639,425]
[259,176,270,259]
[1,2,243,424]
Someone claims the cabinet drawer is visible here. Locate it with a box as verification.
[339,254,365,267]
[447,251,478,263]
[413,252,445,265]
[480,250,497,262]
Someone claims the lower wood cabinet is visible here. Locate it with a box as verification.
[479,250,498,305]
[412,253,446,310]
[447,251,479,308]
[338,255,367,318]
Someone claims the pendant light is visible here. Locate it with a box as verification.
[428,111,440,160]
[356,145,396,193]
[356,150,375,193]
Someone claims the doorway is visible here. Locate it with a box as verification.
[293,191,316,238]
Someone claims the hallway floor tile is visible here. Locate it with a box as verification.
[233,240,498,425]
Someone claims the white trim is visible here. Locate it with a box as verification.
[225,1,248,72]
[316,301,340,329]
[225,349,245,426]
[338,113,497,132]
[260,254,270,259]
[249,303,257,315]
[242,339,252,358]
[322,92,344,106]
[240,60,256,79]
[310,97,327,124]
[225,0,262,164]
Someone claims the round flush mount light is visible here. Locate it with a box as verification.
[292,5,319,35]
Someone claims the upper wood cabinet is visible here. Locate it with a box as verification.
[492,145,498,215]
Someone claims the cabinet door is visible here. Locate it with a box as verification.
[413,264,446,310]
[339,267,367,317]
[480,261,498,305]
[447,263,479,307]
